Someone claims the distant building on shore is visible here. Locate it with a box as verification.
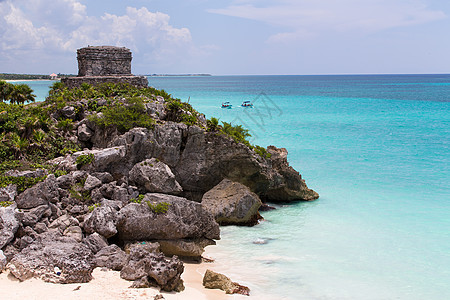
[50,73,58,80]
[61,46,148,88]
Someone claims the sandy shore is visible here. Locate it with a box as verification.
[0,258,248,300]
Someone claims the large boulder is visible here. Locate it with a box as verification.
[94,244,127,271]
[83,206,118,238]
[7,231,94,283]
[116,193,219,241]
[120,243,184,292]
[83,233,109,254]
[157,238,215,260]
[15,175,59,209]
[201,179,262,226]
[0,203,20,249]
[21,204,52,227]
[203,269,250,295]
[129,158,182,195]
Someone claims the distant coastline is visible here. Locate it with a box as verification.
[148,74,212,77]
[0,73,75,80]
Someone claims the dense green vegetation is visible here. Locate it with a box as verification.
[0,81,271,190]
[0,73,75,80]
[0,73,51,80]
[76,154,95,169]
[0,80,36,105]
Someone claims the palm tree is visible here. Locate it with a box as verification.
[0,80,14,102]
[9,84,36,106]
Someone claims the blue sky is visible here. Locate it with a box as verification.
[0,0,449,75]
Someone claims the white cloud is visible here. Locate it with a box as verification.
[209,0,446,43]
[0,0,197,72]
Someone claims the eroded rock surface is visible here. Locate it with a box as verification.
[7,231,94,283]
[120,243,184,292]
[203,269,250,295]
[116,193,220,241]
[201,179,262,226]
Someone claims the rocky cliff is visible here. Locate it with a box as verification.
[0,82,318,290]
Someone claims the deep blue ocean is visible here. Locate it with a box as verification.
[21,75,450,299]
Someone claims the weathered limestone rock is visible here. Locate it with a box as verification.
[63,225,83,242]
[21,204,51,227]
[116,193,220,241]
[92,172,114,183]
[77,123,93,141]
[0,184,17,202]
[0,250,6,272]
[129,158,182,195]
[0,204,20,249]
[94,244,127,270]
[7,231,94,283]
[202,269,250,296]
[120,243,184,292]
[49,147,127,173]
[56,174,74,189]
[175,126,319,202]
[49,214,80,232]
[157,239,215,260]
[4,169,47,178]
[61,106,76,119]
[84,174,102,191]
[15,175,59,209]
[83,233,109,254]
[201,179,262,226]
[83,206,118,238]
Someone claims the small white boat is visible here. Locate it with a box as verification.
[241,101,253,107]
[222,101,232,108]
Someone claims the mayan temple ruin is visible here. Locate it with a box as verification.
[62,46,148,88]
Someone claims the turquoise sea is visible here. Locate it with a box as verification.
[24,75,450,299]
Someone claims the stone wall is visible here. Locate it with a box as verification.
[77,46,132,76]
[61,76,148,89]
[61,45,148,88]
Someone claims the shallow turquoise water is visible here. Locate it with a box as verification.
[26,75,450,299]
[147,75,450,300]
[9,80,56,102]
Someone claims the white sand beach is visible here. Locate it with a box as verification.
[0,259,249,300]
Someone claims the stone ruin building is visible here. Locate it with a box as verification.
[62,46,148,88]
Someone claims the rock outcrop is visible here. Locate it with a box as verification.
[129,158,182,195]
[7,231,94,283]
[201,179,262,226]
[120,243,184,292]
[202,269,250,296]
[0,72,319,294]
[116,193,220,241]
[0,204,20,249]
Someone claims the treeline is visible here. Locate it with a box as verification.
[0,73,76,80]
[0,80,35,105]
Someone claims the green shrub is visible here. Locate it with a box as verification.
[0,201,14,207]
[206,117,219,132]
[253,145,272,159]
[69,185,91,202]
[75,153,95,169]
[147,201,171,214]
[0,175,47,193]
[56,118,73,132]
[221,121,251,145]
[130,194,145,204]
[88,203,100,212]
[88,97,155,133]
